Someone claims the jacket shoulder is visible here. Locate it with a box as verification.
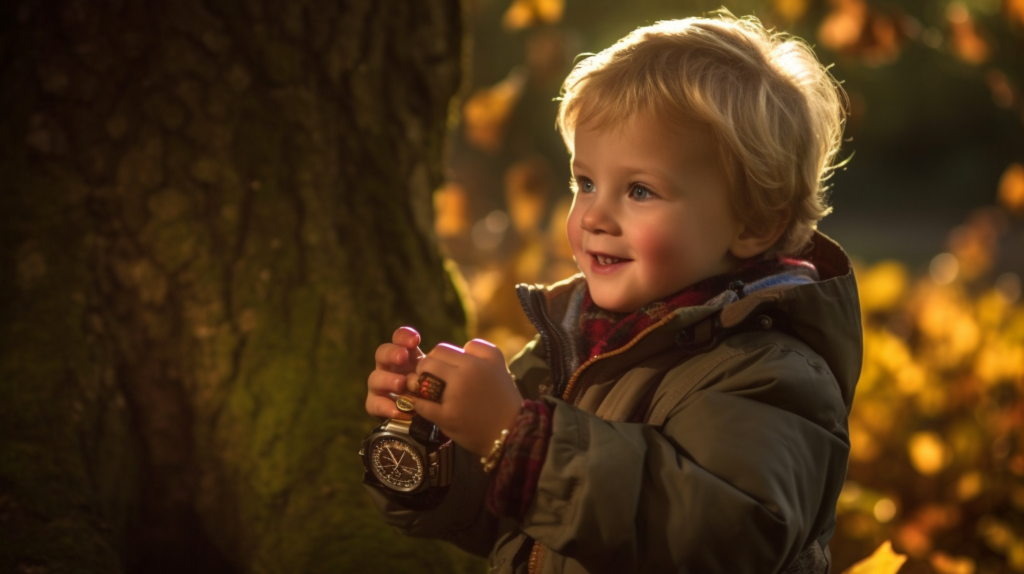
[648,330,848,431]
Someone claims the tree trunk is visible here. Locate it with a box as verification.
[0,1,474,572]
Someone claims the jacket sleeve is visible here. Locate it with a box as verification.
[363,442,501,557]
[521,339,851,574]
[362,336,550,555]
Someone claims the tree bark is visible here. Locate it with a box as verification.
[0,1,474,572]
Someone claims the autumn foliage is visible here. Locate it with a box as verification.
[836,193,1024,573]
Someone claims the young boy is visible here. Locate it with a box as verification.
[363,13,860,574]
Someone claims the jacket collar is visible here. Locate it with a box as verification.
[515,231,862,409]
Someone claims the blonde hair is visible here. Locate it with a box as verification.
[556,12,847,255]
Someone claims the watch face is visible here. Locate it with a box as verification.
[369,435,426,492]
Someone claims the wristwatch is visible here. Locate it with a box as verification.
[360,416,453,499]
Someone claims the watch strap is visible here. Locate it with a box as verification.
[409,414,440,445]
[429,440,454,487]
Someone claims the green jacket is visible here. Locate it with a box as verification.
[367,233,861,574]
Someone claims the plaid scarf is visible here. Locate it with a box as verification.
[579,256,819,362]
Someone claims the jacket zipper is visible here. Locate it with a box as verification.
[524,305,682,574]
[519,286,716,574]
[561,313,680,404]
[517,286,570,392]
[528,542,544,574]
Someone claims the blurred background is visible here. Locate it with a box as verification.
[436,0,1024,572]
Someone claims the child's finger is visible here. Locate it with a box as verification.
[425,342,467,364]
[463,338,502,361]
[368,369,406,396]
[374,343,410,370]
[392,326,422,350]
[365,393,414,421]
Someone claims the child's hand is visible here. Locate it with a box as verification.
[366,326,425,420]
[409,339,523,457]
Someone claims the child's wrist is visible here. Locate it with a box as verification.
[480,428,510,474]
[484,399,554,518]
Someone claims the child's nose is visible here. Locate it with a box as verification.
[580,197,619,235]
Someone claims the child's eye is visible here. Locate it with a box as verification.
[571,177,595,194]
[629,185,654,201]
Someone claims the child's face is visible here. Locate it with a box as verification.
[567,115,745,313]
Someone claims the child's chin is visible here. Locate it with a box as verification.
[592,293,641,314]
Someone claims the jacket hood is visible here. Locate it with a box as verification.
[516,231,863,411]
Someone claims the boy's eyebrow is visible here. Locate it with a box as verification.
[572,160,689,184]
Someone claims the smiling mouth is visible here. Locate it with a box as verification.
[592,253,630,266]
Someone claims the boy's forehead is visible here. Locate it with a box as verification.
[573,114,720,167]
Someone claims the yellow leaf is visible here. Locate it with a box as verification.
[986,70,1015,108]
[915,386,950,418]
[1008,0,1024,27]
[929,253,960,285]
[819,0,867,52]
[956,471,983,501]
[947,3,990,64]
[859,260,909,313]
[842,541,908,574]
[947,215,1001,281]
[874,498,897,523]
[908,432,950,476]
[848,419,881,462]
[503,0,564,30]
[977,516,1015,553]
[817,0,905,65]
[1010,541,1024,571]
[999,163,1024,216]
[774,0,810,21]
[433,182,468,238]
[874,329,911,374]
[504,157,552,234]
[975,338,1024,385]
[929,551,976,574]
[513,238,547,283]
[895,362,926,395]
[463,69,527,152]
[547,197,575,260]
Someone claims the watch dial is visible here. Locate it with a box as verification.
[370,436,425,492]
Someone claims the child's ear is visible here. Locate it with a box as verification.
[729,210,790,260]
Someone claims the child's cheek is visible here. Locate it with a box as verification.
[632,227,689,284]
[566,223,583,262]
[565,207,585,261]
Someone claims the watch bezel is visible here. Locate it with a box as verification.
[367,434,427,493]
[361,418,435,495]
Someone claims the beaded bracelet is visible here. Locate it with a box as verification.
[480,428,509,474]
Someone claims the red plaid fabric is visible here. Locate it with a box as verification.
[579,256,813,361]
[485,400,552,518]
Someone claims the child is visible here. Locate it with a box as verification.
[364,12,860,574]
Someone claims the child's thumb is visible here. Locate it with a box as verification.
[408,394,441,425]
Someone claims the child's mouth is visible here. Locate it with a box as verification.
[589,253,631,273]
